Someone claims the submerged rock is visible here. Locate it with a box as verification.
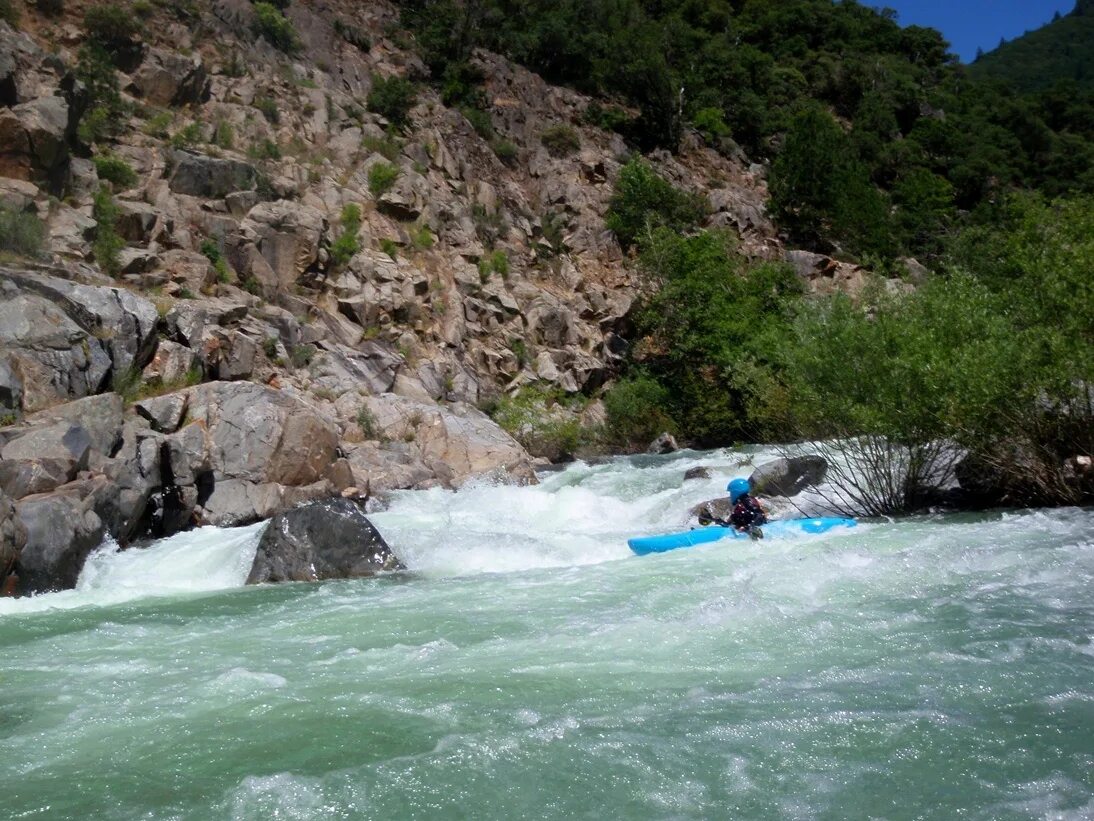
[247,497,405,584]
[647,432,679,455]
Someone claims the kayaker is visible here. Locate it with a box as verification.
[698,478,767,538]
[727,478,768,532]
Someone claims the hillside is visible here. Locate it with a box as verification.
[970,0,1094,91]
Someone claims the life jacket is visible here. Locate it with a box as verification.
[730,495,767,529]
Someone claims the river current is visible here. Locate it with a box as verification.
[1,448,1092,819]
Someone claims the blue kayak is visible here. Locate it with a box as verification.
[628,516,857,555]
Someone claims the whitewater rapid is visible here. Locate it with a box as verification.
[2,449,1092,820]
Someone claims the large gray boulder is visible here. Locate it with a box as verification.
[239,200,326,290]
[128,48,209,107]
[247,497,404,584]
[14,487,105,595]
[169,150,258,198]
[749,455,828,497]
[0,94,71,190]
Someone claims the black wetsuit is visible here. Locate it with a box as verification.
[730,494,767,530]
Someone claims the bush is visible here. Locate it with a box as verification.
[93,153,138,188]
[252,2,299,53]
[253,95,279,124]
[379,238,399,259]
[583,102,631,133]
[262,336,278,358]
[606,159,708,249]
[330,203,362,267]
[142,111,172,138]
[290,344,315,368]
[356,406,377,438]
[0,0,19,25]
[92,189,125,276]
[603,375,675,448]
[213,120,235,150]
[540,124,580,157]
[200,239,232,283]
[491,139,518,164]
[0,206,45,257]
[367,162,398,197]
[170,122,203,149]
[362,131,402,161]
[75,45,125,144]
[409,224,433,249]
[477,250,509,282]
[366,75,417,128]
[460,105,493,139]
[490,385,587,462]
[692,107,731,145]
[248,138,281,160]
[84,4,139,56]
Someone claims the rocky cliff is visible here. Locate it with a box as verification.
[0,0,882,593]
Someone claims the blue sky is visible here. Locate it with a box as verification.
[876,0,1076,62]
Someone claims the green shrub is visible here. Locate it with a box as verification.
[75,45,125,144]
[0,0,19,25]
[379,238,399,259]
[0,206,45,258]
[330,203,362,267]
[460,105,493,139]
[492,139,518,164]
[290,344,315,368]
[606,159,708,249]
[93,153,138,188]
[262,336,279,357]
[362,131,402,161]
[131,0,153,18]
[692,107,731,145]
[252,2,299,53]
[409,224,433,249]
[142,111,172,138]
[92,189,124,277]
[583,102,631,133]
[84,4,138,55]
[213,120,235,149]
[540,124,580,157]
[200,239,232,283]
[170,122,203,149]
[356,406,377,438]
[366,75,417,127]
[253,95,280,124]
[604,375,675,448]
[367,162,398,197]
[248,138,281,160]
[490,385,586,461]
[477,250,509,282]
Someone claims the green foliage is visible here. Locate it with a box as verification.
[290,344,315,368]
[170,122,203,149]
[605,159,707,249]
[692,107,731,145]
[970,4,1094,92]
[84,4,139,57]
[367,162,399,197]
[112,366,145,404]
[75,44,125,145]
[478,249,509,281]
[362,131,402,161]
[252,2,300,53]
[330,203,362,267]
[0,0,19,26]
[409,224,433,249]
[491,385,586,461]
[582,102,631,133]
[248,138,281,160]
[253,96,280,124]
[460,105,494,139]
[212,120,235,149]
[93,153,138,188]
[142,111,172,138]
[378,238,399,259]
[356,406,377,438]
[492,138,518,164]
[0,206,45,258]
[769,107,894,259]
[366,75,417,127]
[540,124,580,157]
[200,239,232,283]
[92,189,124,277]
[633,229,803,444]
[603,375,675,449]
[262,336,278,358]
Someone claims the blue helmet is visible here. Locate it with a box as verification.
[727,478,750,503]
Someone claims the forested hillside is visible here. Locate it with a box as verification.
[398,0,1094,262]
[971,0,1094,92]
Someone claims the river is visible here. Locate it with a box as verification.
[1,448,1092,819]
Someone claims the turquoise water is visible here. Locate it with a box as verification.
[1,451,1092,819]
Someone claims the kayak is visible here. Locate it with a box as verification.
[628,516,857,555]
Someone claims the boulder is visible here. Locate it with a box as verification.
[0,95,71,191]
[0,489,27,595]
[749,456,828,497]
[247,497,405,584]
[647,432,679,455]
[128,48,210,107]
[14,486,105,595]
[169,150,258,198]
[0,421,92,498]
[239,199,326,289]
[684,466,710,481]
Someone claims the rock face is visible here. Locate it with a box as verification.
[647,432,679,454]
[247,497,405,584]
[749,456,829,497]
